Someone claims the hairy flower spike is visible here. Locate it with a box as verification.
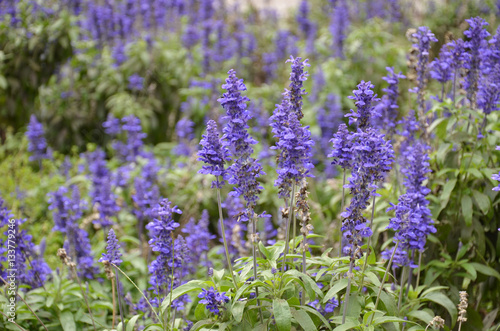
[329,124,353,170]
[198,120,230,188]
[457,291,468,323]
[198,287,230,315]
[286,56,310,120]
[346,81,380,130]
[373,67,406,133]
[99,229,123,266]
[26,115,51,162]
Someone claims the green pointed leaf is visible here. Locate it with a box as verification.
[323,278,348,303]
[472,190,490,215]
[258,241,271,260]
[423,292,457,326]
[231,300,246,323]
[273,299,292,331]
[190,319,214,331]
[406,310,434,325]
[461,195,473,226]
[291,305,332,330]
[126,315,142,331]
[461,263,477,280]
[291,308,316,331]
[59,310,76,331]
[161,280,205,313]
[469,262,500,280]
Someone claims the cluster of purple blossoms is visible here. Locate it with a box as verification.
[270,57,315,199]
[48,186,98,279]
[174,118,195,158]
[409,27,438,112]
[86,149,120,227]
[128,74,144,91]
[26,115,51,162]
[99,229,123,266]
[308,297,339,316]
[198,287,230,315]
[0,199,51,288]
[373,67,406,133]
[341,128,394,259]
[103,114,147,162]
[219,70,265,221]
[198,120,231,188]
[146,198,184,306]
[385,141,436,267]
[182,210,215,271]
[463,17,490,108]
[329,124,353,171]
[330,0,349,58]
[221,195,248,258]
[346,81,380,130]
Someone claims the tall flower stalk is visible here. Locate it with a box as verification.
[219,70,265,321]
[197,119,238,288]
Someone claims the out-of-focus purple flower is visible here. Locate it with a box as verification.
[128,74,144,91]
[198,120,231,188]
[429,46,453,102]
[26,115,51,162]
[219,70,265,220]
[146,198,181,305]
[103,114,122,136]
[409,26,437,112]
[373,67,405,132]
[198,287,230,315]
[112,41,127,66]
[330,0,349,58]
[286,56,310,120]
[308,297,339,316]
[48,186,98,279]
[493,146,500,191]
[87,149,120,227]
[463,17,490,108]
[182,210,215,270]
[99,229,122,266]
[478,64,500,115]
[346,81,380,129]
[221,196,248,258]
[316,94,343,177]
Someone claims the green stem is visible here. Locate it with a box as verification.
[70,265,97,331]
[416,251,422,290]
[342,260,354,324]
[0,310,27,331]
[251,212,264,324]
[167,236,176,326]
[115,271,125,330]
[112,263,162,324]
[339,171,346,258]
[368,241,399,326]
[398,267,406,312]
[301,242,307,305]
[280,184,296,279]
[359,195,377,292]
[216,186,239,289]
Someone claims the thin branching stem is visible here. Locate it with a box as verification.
[339,171,346,258]
[69,265,97,331]
[111,277,116,329]
[280,184,296,282]
[0,310,27,331]
[216,184,238,289]
[112,263,162,323]
[416,251,423,290]
[251,212,264,324]
[368,241,399,326]
[115,270,125,329]
[398,267,406,312]
[359,195,377,291]
[342,260,354,324]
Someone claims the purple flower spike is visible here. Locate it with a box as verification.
[346,81,380,130]
[286,56,310,120]
[198,120,230,188]
[26,115,51,162]
[99,229,123,266]
[198,287,230,315]
[329,123,353,170]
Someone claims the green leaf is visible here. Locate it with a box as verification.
[373,316,411,326]
[461,263,477,281]
[440,179,457,208]
[59,310,76,331]
[423,292,457,326]
[194,303,206,320]
[291,305,332,330]
[461,195,473,226]
[231,300,246,323]
[160,280,205,313]
[291,308,316,331]
[406,310,434,325]
[273,299,292,331]
[190,319,214,331]
[472,190,490,215]
[469,262,500,280]
[323,278,348,303]
[259,241,271,260]
[126,315,142,331]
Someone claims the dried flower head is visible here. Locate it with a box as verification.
[457,291,468,323]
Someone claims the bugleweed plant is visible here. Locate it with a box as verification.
[1,1,500,331]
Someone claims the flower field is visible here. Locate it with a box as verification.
[1,0,500,330]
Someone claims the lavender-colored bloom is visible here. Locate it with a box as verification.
[346,81,380,130]
[219,70,265,219]
[478,64,500,115]
[198,120,231,188]
[146,199,181,304]
[99,229,123,266]
[308,297,339,316]
[26,115,50,162]
[409,27,438,112]
[463,17,490,108]
[316,94,343,177]
[330,0,349,58]
[128,74,144,91]
[198,287,230,315]
[48,186,98,279]
[86,149,119,227]
[286,56,310,120]
[310,69,325,103]
[174,118,195,157]
[430,48,453,84]
[341,128,394,259]
[103,114,122,136]
[264,217,277,245]
[182,21,200,49]
[221,195,248,257]
[373,68,405,132]
[120,115,147,161]
[182,210,215,270]
[329,123,353,170]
